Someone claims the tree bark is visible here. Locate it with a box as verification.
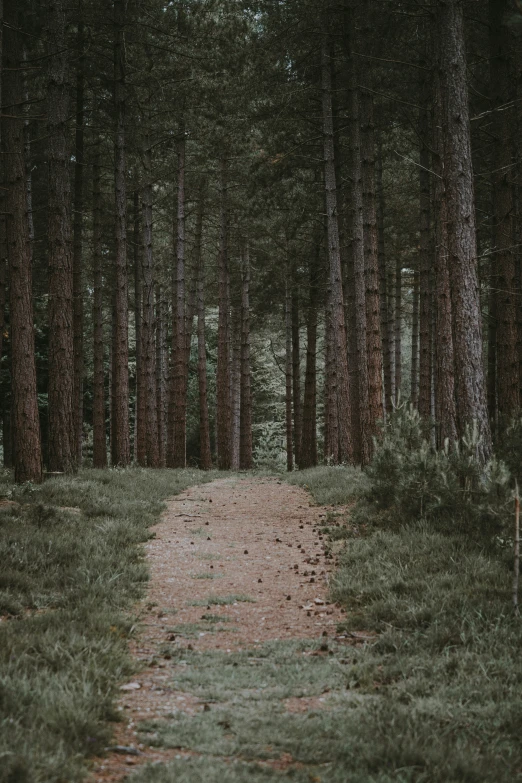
[359,6,383,442]
[217,157,232,469]
[156,285,168,466]
[299,245,319,469]
[376,137,392,416]
[321,33,352,463]
[73,4,85,464]
[240,244,253,470]
[489,0,518,421]
[436,0,492,460]
[3,1,42,483]
[347,49,371,463]
[418,73,433,420]
[46,0,75,473]
[195,185,212,471]
[134,187,146,464]
[291,266,302,467]
[411,266,420,407]
[92,139,107,468]
[394,259,402,404]
[142,142,159,467]
[230,305,241,471]
[112,0,130,466]
[170,130,187,467]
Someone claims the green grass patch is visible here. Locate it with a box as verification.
[285,465,369,506]
[0,467,223,783]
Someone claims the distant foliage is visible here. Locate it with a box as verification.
[355,404,512,537]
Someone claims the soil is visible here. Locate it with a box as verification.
[91,476,346,781]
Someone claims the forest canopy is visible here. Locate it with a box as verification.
[0,0,521,482]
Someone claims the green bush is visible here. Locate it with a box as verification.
[356,404,512,537]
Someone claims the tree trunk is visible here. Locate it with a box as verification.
[347,47,371,464]
[240,244,253,470]
[436,0,491,460]
[171,130,187,468]
[411,266,420,407]
[3,1,42,483]
[142,143,159,467]
[489,0,518,421]
[230,305,241,470]
[217,157,232,469]
[300,246,319,468]
[46,0,75,474]
[156,285,168,466]
[285,273,293,471]
[376,137,392,416]
[92,140,107,469]
[73,5,85,464]
[324,294,339,464]
[112,0,130,466]
[134,187,146,464]
[359,9,383,442]
[394,259,402,404]
[418,74,433,420]
[195,185,212,471]
[291,267,302,466]
[321,33,352,463]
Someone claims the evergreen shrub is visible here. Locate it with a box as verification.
[355,404,512,537]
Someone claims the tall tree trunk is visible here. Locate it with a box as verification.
[411,266,420,406]
[217,157,232,469]
[92,139,107,468]
[46,0,75,473]
[230,305,241,470]
[436,0,491,460]
[112,0,130,466]
[285,273,293,471]
[321,33,352,463]
[324,295,339,464]
[73,4,85,464]
[134,187,146,464]
[3,1,42,483]
[240,244,253,470]
[432,25,458,448]
[195,185,212,471]
[142,142,159,467]
[347,44,371,463]
[418,73,433,420]
[376,137,392,416]
[171,130,187,467]
[394,259,402,404]
[156,285,167,466]
[300,246,319,468]
[359,5,383,442]
[489,0,518,421]
[291,267,302,466]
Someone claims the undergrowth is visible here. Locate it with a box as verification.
[0,467,222,783]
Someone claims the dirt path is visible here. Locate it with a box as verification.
[92,476,345,781]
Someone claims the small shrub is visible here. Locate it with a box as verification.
[356,404,512,538]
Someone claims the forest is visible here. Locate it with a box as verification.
[1,0,522,781]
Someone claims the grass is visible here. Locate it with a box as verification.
[0,466,223,783]
[285,465,369,506]
[129,466,522,783]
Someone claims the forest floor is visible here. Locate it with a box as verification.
[91,476,353,781]
[1,467,520,782]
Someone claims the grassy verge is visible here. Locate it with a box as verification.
[127,467,522,783]
[0,467,222,783]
